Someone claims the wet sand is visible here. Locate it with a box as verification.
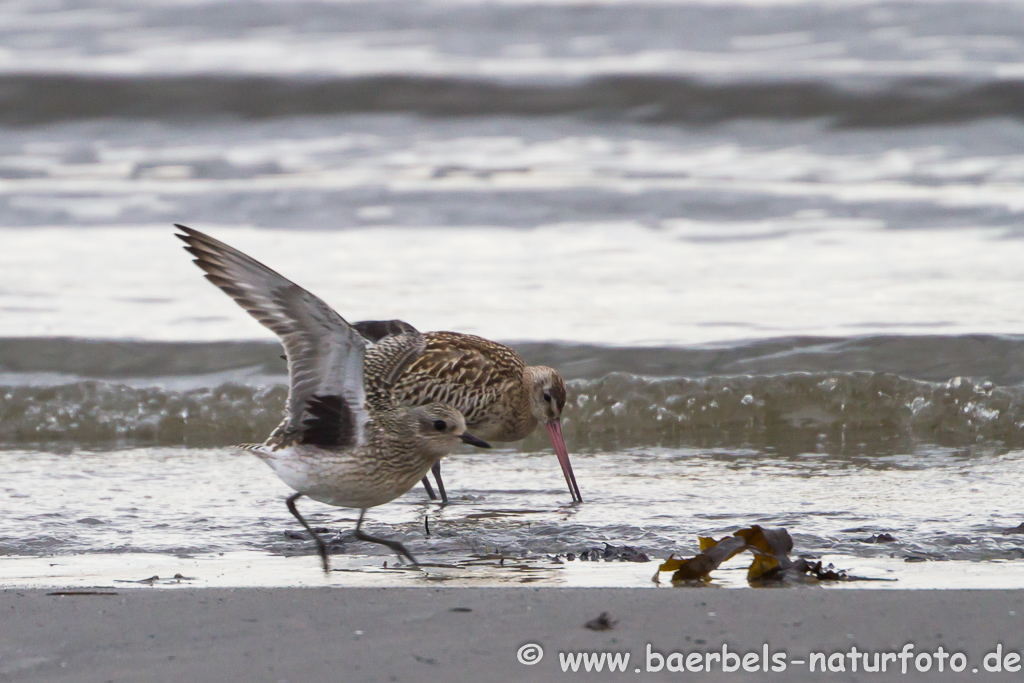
[2,587,1023,682]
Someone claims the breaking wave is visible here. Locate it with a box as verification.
[3,372,1022,453]
[558,372,1023,455]
[0,382,286,449]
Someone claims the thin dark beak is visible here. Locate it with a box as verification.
[459,432,491,448]
[545,418,582,503]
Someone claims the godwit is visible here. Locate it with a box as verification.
[175,226,491,571]
[354,321,581,504]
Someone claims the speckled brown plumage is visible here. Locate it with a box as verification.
[355,321,580,502]
[394,332,552,441]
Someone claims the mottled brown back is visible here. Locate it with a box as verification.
[391,331,527,431]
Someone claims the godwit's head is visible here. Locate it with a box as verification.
[525,366,566,423]
[411,403,491,460]
[526,367,582,503]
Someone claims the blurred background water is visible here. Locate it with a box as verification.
[2,0,1024,584]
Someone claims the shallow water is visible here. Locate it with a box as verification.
[2,444,1023,588]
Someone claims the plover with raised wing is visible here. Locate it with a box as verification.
[354,321,581,504]
[175,226,490,571]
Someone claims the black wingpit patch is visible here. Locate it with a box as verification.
[354,319,418,343]
[300,394,356,447]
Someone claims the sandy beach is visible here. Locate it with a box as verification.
[1,587,1022,682]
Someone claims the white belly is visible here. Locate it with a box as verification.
[253,445,431,510]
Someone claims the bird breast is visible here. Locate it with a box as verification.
[254,443,434,510]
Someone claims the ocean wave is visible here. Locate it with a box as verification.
[2,372,1021,452]
[5,337,1024,452]
[3,74,1024,128]
[6,335,1024,385]
[559,372,1023,454]
[0,382,287,448]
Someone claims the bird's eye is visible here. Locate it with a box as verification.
[433,419,447,432]
[543,393,552,403]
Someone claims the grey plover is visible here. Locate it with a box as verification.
[176,226,490,571]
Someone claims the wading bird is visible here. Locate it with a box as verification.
[354,320,581,504]
[176,226,490,570]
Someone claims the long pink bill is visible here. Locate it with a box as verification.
[545,418,582,503]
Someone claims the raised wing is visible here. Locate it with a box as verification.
[175,225,370,445]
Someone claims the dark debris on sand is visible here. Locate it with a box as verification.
[584,612,617,631]
[577,543,650,562]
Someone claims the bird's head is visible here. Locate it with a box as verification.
[526,366,567,424]
[412,403,491,458]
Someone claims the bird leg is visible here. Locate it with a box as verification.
[431,461,448,504]
[420,476,439,500]
[354,509,419,566]
[286,493,331,573]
